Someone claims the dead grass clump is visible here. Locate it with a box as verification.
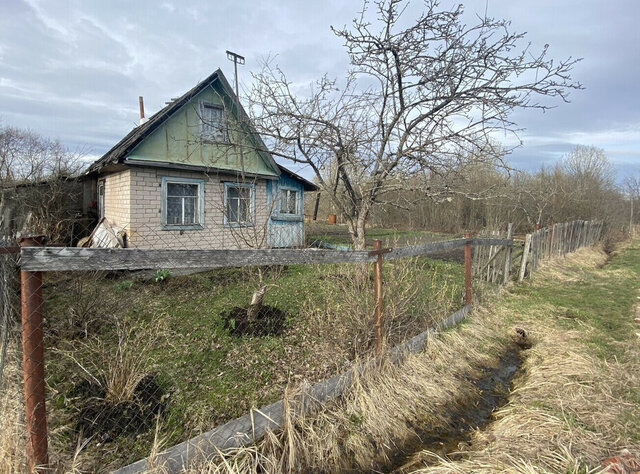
[406,259,640,473]
[0,340,27,473]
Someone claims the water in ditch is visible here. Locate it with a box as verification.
[385,339,529,473]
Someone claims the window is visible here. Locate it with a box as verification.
[200,102,227,142]
[224,183,254,226]
[279,188,298,214]
[161,177,204,229]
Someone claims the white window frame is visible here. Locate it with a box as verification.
[161,176,205,230]
[279,187,301,214]
[223,182,255,227]
[199,101,228,143]
[273,186,303,222]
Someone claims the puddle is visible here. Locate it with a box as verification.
[386,339,528,473]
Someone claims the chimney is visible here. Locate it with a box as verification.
[138,96,148,125]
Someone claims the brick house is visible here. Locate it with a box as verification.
[84,69,317,249]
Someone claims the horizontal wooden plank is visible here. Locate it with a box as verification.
[20,247,374,272]
[385,238,468,260]
[472,238,514,247]
[20,237,514,272]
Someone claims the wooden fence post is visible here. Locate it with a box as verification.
[19,236,48,472]
[503,223,513,284]
[519,233,532,281]
[464,233,472,305]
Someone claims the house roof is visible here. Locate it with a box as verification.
[85,68,279,177]
[277,164,318,192]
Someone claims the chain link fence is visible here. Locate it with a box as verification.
[0,215,603,472]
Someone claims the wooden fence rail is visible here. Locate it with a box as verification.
[19,237,512,272]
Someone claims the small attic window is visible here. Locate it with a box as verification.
[200,102,228,143]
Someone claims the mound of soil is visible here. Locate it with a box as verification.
[73,373,166,441]
[221,305,287,337]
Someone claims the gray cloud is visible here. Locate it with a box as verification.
[1,0,638,181]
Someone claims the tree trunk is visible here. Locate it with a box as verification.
[247,285,266,321]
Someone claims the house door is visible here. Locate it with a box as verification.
[97,180,105,219]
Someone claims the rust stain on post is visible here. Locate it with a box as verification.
[464,233,472,305]
[372,239,384,355]
[19,235,48,472]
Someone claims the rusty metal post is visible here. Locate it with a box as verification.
[372,239,384,355]
[464,233,472,305]
[19,236,48,472]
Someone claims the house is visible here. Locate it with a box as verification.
[85,69,317,249]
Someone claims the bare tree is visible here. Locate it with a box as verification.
[249,0,581,249]
[0,124,84,241]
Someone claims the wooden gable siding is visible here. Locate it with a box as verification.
[125,81,278,178]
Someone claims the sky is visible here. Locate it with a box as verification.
[1,0,639,182]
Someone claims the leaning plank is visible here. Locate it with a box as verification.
[519,234,532,281]
[20,247,374,272]
[113,305,473,474]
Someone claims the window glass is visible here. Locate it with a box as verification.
[226,185,251,224]
[280,189,298,214]
[166,182,198,225]
[201,103,226,142]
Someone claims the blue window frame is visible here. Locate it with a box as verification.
[161,177,205,230]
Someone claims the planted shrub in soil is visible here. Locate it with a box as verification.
[73,374,166,441]
[221,305,286,337]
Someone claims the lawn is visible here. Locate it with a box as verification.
[306,222,456,248]
[40,250,464,471]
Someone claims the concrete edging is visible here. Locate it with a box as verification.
[113,304,473,474]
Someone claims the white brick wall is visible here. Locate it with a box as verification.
[118,167,271,249]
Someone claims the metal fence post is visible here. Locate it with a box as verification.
[19,236,48,472]
[464,233,472,305]
[372,239,384,355]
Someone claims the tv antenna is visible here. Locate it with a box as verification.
[226,50,245,100]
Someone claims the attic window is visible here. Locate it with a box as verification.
[200,102,227,142]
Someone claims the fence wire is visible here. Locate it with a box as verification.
[2,218,603,473]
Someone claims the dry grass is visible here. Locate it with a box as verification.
[406,246,640,473]
[177,302,515,473]
[175,244,640,474]
[0,340,27,473]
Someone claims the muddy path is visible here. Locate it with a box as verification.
[385,338,530,473]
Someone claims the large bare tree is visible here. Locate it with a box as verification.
[249,0,581,249]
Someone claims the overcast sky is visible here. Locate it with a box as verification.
[1,0,639,181]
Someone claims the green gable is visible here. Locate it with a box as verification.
[125,80,278,177]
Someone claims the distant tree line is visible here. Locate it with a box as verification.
[310,145,633,237]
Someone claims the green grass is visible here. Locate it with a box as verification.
[42,254,463,470]
[507,243,640,362]
[306,223,454,247]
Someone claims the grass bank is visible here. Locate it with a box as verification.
[26,247,462,471]
[186,241,640,473]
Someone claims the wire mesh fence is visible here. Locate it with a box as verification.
[1,217,604,472]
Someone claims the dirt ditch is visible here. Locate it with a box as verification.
[386,334,530,473]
